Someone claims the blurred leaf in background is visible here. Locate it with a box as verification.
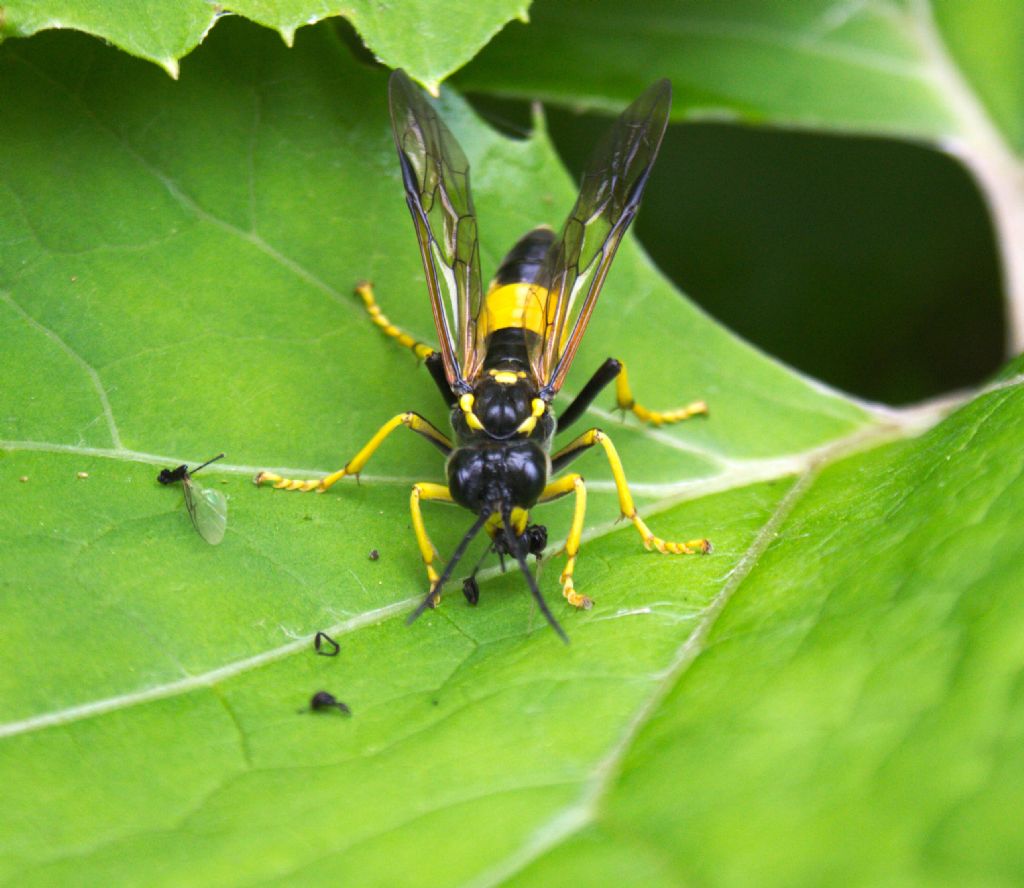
[458,0,1024,405]
[548,110,1003,405]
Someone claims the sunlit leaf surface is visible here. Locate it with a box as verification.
[0,0,528,86]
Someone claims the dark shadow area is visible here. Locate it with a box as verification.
[468,94,1005,406]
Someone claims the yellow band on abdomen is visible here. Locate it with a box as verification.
[480,283,552,338]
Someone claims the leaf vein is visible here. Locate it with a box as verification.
[0,290,123,449]
[593,11,930,80]
[0,601,414,741]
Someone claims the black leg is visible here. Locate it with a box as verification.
[550,431,598,475]
[426,352,457,408]
[408,412,454,457]
[556,358,621,434]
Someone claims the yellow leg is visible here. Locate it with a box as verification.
[410,482,454,603]
[538,473,592,609]
[552,428,712,555]
[254,412,452,492]
[356,281,435,361]
[615,361,707,426]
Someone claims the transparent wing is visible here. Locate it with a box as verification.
[533,79,672,396]
[388,69,483,390]
[183,478,228,546]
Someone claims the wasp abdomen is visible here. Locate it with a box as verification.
[493,227,556,286]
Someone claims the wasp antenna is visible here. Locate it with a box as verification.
[407,507,492,626]
[501,508,569,644]
[192,452,226,474]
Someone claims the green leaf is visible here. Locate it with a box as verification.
[456,0,1024,386]
[932,0,1024,155]
[0,0,528,86]
[1,19,1019,887]
[455,0,1012,141]
[0,0,213,77]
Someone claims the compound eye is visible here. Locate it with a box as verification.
[505,445,546,507]
[448,449,487,511]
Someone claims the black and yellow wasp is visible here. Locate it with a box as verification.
[257,70,710,641]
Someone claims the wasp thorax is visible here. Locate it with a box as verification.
[472,377,535,438]
[447,441,547,513]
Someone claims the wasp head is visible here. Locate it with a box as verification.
[447,440,547,514]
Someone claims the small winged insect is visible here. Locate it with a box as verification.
[157,453,228,545]
[256,71,711,641]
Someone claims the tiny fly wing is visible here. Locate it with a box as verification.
[183,475,228,545]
